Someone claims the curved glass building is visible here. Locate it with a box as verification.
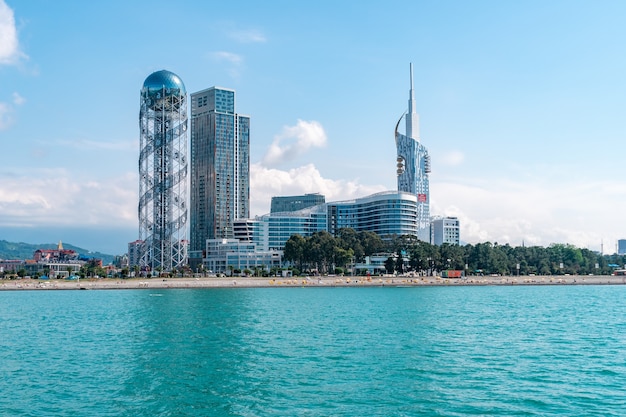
[327,191,419,238]
[138,70,188,271]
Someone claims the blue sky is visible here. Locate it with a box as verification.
[1,0,626,255]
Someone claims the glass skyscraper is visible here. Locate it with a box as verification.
[396,63,431,242]
[189,87,250,265]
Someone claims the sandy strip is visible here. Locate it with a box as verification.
[1,275,626,290]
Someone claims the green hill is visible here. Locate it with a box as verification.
[0,240,115,265]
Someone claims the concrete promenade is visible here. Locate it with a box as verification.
[1,274,626,291]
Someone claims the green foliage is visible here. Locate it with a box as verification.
[281,228,624,276]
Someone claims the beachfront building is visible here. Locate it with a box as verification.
[270,193,326,213]
[431,216,461,246]
[618,239,626,255]
[189,87,250,267]
[257,205,328,250]
[395,63,431,242]
[138,70,188,271]
[241,191,421,252]
[327,191,419,237]
[127,240,144,268]
[203,239,282,275]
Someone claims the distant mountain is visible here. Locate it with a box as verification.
[0,240,115,265]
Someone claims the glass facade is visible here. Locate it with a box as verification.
[190,87,250,263]
[254,191,420,251]
[327,191,419,238]
[270,193,326,213]
[396,64,431,242]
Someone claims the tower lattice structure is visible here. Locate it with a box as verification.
[138,70,188,271]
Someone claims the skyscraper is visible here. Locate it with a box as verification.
[396,63,431,242]
[138,70,188,271]
[189,87,250,265]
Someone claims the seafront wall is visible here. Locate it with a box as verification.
[1,275,626,291]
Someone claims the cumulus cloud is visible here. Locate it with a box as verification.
[229,29,267,43]
[430,175,625,252]
[0,169,137,228]
[0,0,26,65]
[262,120,328,166]
[250,163,386,216]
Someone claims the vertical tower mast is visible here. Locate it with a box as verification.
[406,63,420,141]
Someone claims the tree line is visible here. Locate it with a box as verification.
[283,229,626,276]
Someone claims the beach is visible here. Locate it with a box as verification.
[1,274,626,290]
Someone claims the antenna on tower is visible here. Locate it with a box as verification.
[406,63,419,140]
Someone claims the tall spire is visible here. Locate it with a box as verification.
[406,63,419,141]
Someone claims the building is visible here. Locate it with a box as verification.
[138,70,188,271]
[327,191,420,238]
[618,239,626,255]
[395,63,431,242]
[33,241,78,262]
[127,240,144,268]
[189,87,250,266]
[270,193,325,213]
[431,217,460,246]
[249,191,421,251]
[203,239,282,275]
[257,205,328,250]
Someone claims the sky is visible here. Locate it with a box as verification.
[1,0,626,255]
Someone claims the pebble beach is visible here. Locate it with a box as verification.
[2,274,626,290]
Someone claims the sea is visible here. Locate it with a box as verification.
[1,285,625,416]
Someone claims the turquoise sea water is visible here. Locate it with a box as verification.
[1,286,626,416]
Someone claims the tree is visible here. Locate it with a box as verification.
[384,256,395,274]
[284,234,306,271]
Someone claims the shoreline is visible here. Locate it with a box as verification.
[1,275,626,291]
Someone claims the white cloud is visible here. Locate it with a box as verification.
[229,29,267,43]
[0,169,137,228]
[431,175,626,252]
[0,0,26,65]
[262,119,328,166]
[250,163,386,216]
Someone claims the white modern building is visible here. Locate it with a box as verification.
[203,239,282,275]
[431,216,460,246]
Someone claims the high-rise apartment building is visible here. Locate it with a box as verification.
[189,87,250,265]
[396,63,431,242]
[138,70,188,271]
